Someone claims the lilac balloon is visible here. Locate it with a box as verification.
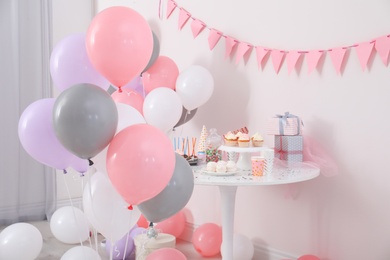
[130,227,146,239]
[105,232,135,260]
[18,98,88,171]
[50,33,110,92]
[122,76,145,97]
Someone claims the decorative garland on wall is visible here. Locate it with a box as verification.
[163,0,390,74]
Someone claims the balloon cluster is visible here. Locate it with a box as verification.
[16,6,215,259]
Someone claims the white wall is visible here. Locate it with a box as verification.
[55,0,390,259]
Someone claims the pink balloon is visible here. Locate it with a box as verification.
[155,211,186,238]
[142,56,179,94]
[111,89,144,115]
[146,248,186,260]
[50,33,110,92]
[192,223,222,257]
[298,255,321,260]
[86,7,153,88]
[107,124,175,206]
[18,98,88,172]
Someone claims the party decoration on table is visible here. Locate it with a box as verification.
[142,55,179,94]
[18,98,88,173]
[61,246,101,260]
[50,206,90,244]
[143,87,182,132]
[173,136,198,165]
[107,124,175,206]
[176,65,214,111]
[83,171,141,242]
[142,31,161,74]
[163,0,390,74]
[232,233,254,260]
[145,248,187,260]
[86,6,153,89]
[198,125,208,152]
[49,33,110,92]
[274,135,304,162]
[205,128,222,162]
[0,223,43,260]
[154,210,186,238]
[174,106,198,128]
[53,83,118,160]
[267,112,303,136]
[192,223,222,257]
[139,153,194,223]
[111,88,144,115]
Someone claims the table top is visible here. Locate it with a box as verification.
[218,145,272,153]
[193,162,320,186]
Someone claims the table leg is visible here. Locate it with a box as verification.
[219,186,238,260]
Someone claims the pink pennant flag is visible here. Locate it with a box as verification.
[225,36,237,58]
[178,8,190,30]
[329,47,347,74]
[235,42,252,64]
[191,19,206,38]
[255,47,269,69]
[306,51,323,74]
[355,42,374,71]
[166,0,177,19]
[208,29,222,50]
[286,51,302,74]
[271,50,285,74]
[375,36,390,65]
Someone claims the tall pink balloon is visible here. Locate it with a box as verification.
[146,248,186,260]
[106,124,175,206]
[142,56,179,94]
[50,33,110,92]
[111,89,144,115]
[86,6,153,88]
[18,98,88,172]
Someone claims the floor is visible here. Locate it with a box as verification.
[0,221,222,260]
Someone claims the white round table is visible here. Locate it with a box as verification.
[193,163,320,260]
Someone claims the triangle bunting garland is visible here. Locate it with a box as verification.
[165,0,390,75]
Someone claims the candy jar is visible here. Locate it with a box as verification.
[205,128,222,162]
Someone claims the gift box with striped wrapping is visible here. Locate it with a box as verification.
[274,135,303,162]
[267,112,303,136]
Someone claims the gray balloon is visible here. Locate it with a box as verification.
[53,83,118,159]
[174,107,197,128]
[142,31,160,74]
[138,153,194,223]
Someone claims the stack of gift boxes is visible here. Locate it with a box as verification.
[267,112,304,162]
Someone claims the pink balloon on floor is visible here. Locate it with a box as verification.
[155,211,186,238]
[146,248,186,260]
[298,255,321,260]
[192,223,222,257]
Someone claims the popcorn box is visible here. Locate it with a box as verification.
[274,135,303,162]
[267,112,303,136]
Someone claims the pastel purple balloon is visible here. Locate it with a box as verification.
[50,33,110,92]
[105,232,135,260]
[18,98,88,172]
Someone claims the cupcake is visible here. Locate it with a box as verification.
[206,161,217,172]
[224,131,238,146]
[226,161,237,172]
[251,132,264,147]
[237,133,250,147]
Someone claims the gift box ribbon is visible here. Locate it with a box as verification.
[274,135,303,160]
[275,112,303,135]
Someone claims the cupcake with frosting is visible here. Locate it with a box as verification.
[237,133,250,147]
[251,132,264,147]
[224,131,238,146]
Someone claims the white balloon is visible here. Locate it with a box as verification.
[0,223,42,260]
[233,234,254,260]
[50,206,90,244]
[83,172,141,241]
[92,103,146,173]
[143,87,182,132]
[176,65,214,111]
[61,246,101,260]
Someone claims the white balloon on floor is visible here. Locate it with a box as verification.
[50,206,90,244]
[0,222,43,260]
[61,246,101,260]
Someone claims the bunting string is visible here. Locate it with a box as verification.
[164,0,390,74]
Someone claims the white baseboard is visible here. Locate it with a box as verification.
[179,222,297,260]
[56,197,83,209]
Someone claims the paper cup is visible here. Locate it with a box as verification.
[251,156,265,176]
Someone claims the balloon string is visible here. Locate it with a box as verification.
[122,231,131,260]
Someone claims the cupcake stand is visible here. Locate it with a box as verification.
[193,146,320,260]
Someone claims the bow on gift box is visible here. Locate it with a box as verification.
[275,112,303,135]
